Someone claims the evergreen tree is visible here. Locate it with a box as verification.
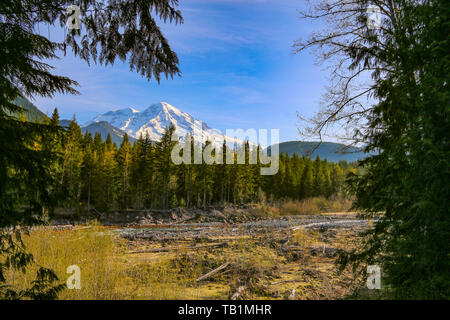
[97,134,118,211]
[89,133,104,210]
[43,108,65,204]
[299,160,313,199]
[296,0,450,298]
[61,118,83,207]
[81,132,96,211]
[198,141,215,208]
[116,134,132,209]
[130,133,154,209]
[154,125,177,209]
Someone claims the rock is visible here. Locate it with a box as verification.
[303,269,320,278]
[309,245,337,257]
[289,250,303,261]
[210,210,225,218]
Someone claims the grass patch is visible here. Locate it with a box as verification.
[246,194,353,217]
[4,224,136,299]
[3,221,361,300]
[4,224,204,299]
[278,194,353,216]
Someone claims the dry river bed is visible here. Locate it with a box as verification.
[108,213,375,300]
[116,213,371,241]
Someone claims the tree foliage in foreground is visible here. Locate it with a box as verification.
[0,0,182,299]
[295,0,449,299]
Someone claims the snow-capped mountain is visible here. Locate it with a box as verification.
[84,102,244,145]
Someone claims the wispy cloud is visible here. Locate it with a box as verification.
[161,0,301,53]
[219,85,273,105]
[29,0,327,143]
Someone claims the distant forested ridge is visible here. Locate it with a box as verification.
[12,96,47,122]
[82,121,136,145]
[34,109,356,212]
[267,141,367,162]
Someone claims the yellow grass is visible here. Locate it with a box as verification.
[4,224,201,299]
[5,224,129,299]
[248,195,353,217]
[3,220,359,300]
[279,195,353,216]
[5,225,274,300]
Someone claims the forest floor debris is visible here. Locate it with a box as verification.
[6,211,375,299]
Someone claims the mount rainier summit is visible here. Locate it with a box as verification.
[85,102,244,145]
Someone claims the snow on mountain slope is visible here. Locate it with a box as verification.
[85,102,246,145]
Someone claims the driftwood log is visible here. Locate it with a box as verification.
[269,279,305,286]
[127,242,227,254]
[196,262,230,282]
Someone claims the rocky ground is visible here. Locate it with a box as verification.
[116,212,370,242]
[53,205,266,226]
[51,206,374,299]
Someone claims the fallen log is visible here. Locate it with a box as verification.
[196,262,230,282]
[127,242,227,254]
[281,245,303,252]
[269,279,305,286]
[309,245,337,257]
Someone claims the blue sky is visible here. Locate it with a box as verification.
[33,0,329,143]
